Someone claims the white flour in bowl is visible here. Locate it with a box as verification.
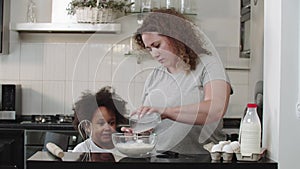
[115,141,155,156]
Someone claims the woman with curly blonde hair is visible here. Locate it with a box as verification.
[123,8,233,154]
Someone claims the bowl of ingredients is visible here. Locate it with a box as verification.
[129,113,161,133]
[112,133,157,158]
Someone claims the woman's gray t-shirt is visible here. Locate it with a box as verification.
[142,54,231,154]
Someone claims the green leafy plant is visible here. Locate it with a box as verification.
[100,0,134,11]
[67,0,134,15]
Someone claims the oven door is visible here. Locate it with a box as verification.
[25,130,82,159]
[25,130,45,159]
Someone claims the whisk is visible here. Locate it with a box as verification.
[78,119,93,161]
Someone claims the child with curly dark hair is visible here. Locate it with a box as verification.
[72,86,128,152]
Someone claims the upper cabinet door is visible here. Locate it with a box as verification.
[240,0,251,58]
[0,0,10,55]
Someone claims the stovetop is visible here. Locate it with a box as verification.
[0,115,76,131]
[21,114,74,124]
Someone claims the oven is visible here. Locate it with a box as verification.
[23,115,83,160]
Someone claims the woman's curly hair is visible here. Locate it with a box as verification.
[134,8,211,71]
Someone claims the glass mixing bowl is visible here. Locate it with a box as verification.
[112,133,157,158]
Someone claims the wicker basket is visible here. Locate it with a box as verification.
[76,7,98,23]
[97,8,113,23]
[75,7,121,23]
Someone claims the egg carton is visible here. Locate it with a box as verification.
[203,141,238,161]
[210,152,234,161]
[204,141,267,162]
[235,148,267,161]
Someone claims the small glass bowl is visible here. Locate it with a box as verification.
[129,112,161,133]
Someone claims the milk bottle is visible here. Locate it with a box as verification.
[240,103,261,156]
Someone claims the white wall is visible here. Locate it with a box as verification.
[0,0,249,118]
[195,0,251,118]
[248,0,264,101]
[264,0,300,169]
[264,0,281,161]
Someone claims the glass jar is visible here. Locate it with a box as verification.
[166,0,180,11]
[180,0,192,14]
[160,0,167,9]
[130,0,141,13]
[151,0,161,10]
[142,0,151,12]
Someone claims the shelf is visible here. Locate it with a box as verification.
[10,22,121,33]
[127,11,197,15]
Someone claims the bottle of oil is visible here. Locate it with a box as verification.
[240,103,261,156]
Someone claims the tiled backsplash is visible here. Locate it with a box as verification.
[0,40,248,117]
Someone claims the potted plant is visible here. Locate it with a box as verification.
[66,0,134,23]
[67,0,97,23]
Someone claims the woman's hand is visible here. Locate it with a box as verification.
[120,126,154,135]
[120,106,165,134]
[120,126,134,133]
[131,106,167,119]
[130,81,230,125]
